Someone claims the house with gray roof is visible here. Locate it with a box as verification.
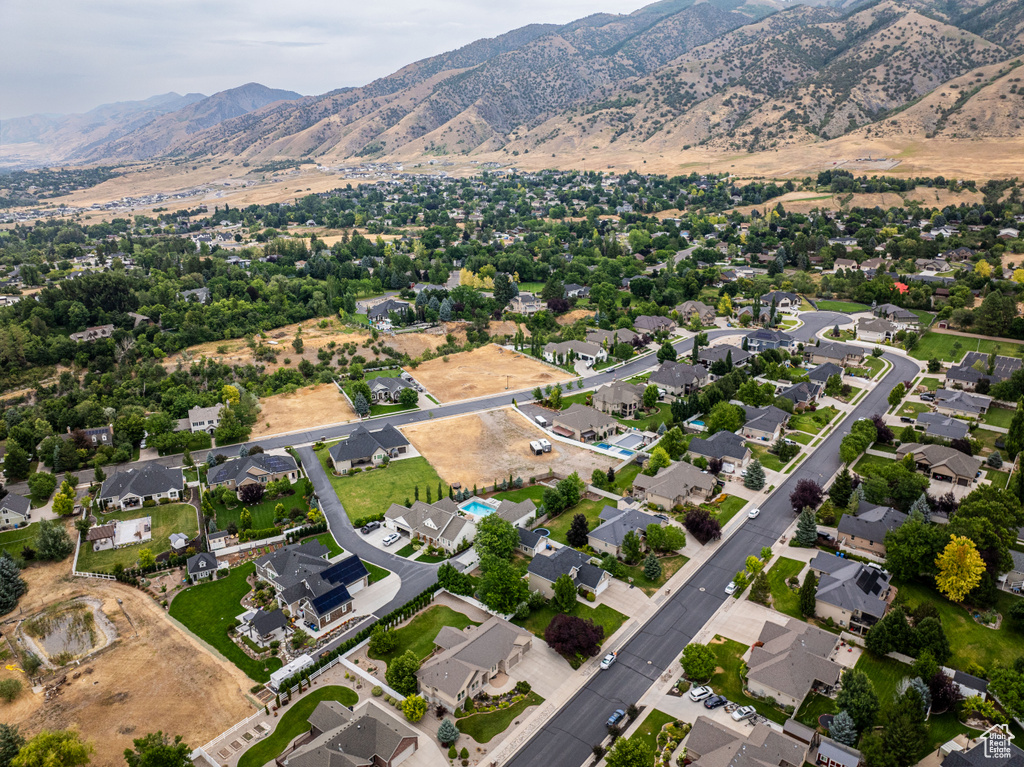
[873,303,918,328]
[186,552,222,582]
[1001,549,1024,593]
[946,352,1022,392]
[588,506,666,557]
[807,362,844,385]
[207,452,299,497]
[0,493,31,528]
[676,300,716,325]
[238,608,292,648]
[916,412,970,442]
[367,376,414,403]
[940,732,1023,767]
[181,287,210,304]
[746,328,796,352]
[810,560,895,635]
[543,339,607,365]
[684,715,808,767]
[649,361,708,396]
[98,462,184,510]
[806,342,864,367]
[778,380,822,410]
[280,699,418,767]
[760,291,801,312]
[509,292,544,315]
[689,430,751,467]
[367,298,410,322]
[633,315,676,334]
[586,328,639,348]
[816,738,863,767]
[383,499,475,554]
[517,526,545,556]
[857,317,897,343]
[69,324,115,343]
[328,424,411,473]
[188,404,224,434]
[551,404,618,443]
[527,546,611,599]
[745,620,842,709]
[417,616,532,711]
[698,345,751,374]
[837,506,908,556]
[592,381,645,418]
[631,461,716,509]
[934,389,991,418]
[741,405,790,443]
[896,443,983,486]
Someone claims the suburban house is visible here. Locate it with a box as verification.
[916,412,970,442]
[631,461,716,508]
[238,608,292,648]
[255,542,369,630]
[60,425,113,447]
[833,258,858,272]
[588,506,666,557]
[737,305,772,325]
[593,381,646,418]
[70,324,115,343]
[837,505,908,556]
[675,300,716,325]
[517,526,545,557]
[551,404,619,443]
[186,552,222,582]
[873,304,918,329]
[688,430,751,467]
[0,493,31,528]
[527,546,611,598]
[940,731,1023,767]
[806,342,864,367]
[760,291,801,312]
[856,317,897,343]
[896,443,983,486]
[207,453,300,496]
[509,292,544,314]
[809,554,896,634]
[741,405,790,443]
[181,287,211,303]
[816,739,863,767]
[564,283,590,298]
[1001,550,1024,593]
[947,353,1023,391]
[699,345,751,372]
[934,389,992,418]
[684,716,808,767]
[649,361,708,396]
[188,404,224,434]
[367,376,414,403]
[745,620,842,709]
[367,299,410,322]
[417,617,533,710]
[98,463,184,510]
[586,328,639,348]
[328,424,411,473]
[633,315,676,334]
[778,380,822,410]
[383,499,475,554]
[277,699,418,767]
[542,340,607,365]
[746,328,796,352]
[808,362,844,385]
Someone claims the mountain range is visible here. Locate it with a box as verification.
[4,0,1024,168]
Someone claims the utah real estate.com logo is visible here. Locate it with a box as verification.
[981,724,1014,760]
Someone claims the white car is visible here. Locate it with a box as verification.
[600,652,617,670]
[748,507,760,519]
[725,581,737,595]
[689,685,713,702]
[732,705,757,721]
[382,533,401,547]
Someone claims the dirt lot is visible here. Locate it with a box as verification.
[557,309,594,326]
[0,557,253,764]
[400,407,615,488]
[406,344,573,403]
[253,383,356,437]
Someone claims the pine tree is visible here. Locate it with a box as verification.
[799,570,817,617]
[643,552,662,581]
[437,718,459,746]
[744,460,766,490]
[566,513,590,548]
[0,553,29,615]
[414,486,419,501]
[426,486,432,503]
[1007,398,1024,458]
[829,710,858,746]
[606,466,615,486]
[438,482,443,501]
[750,570,770,605]
[828,468,853,508]
[795,507,818,546]
[909,493,931,521]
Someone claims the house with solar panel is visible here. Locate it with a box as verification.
[207,452,300,499]
[255,541,369,631]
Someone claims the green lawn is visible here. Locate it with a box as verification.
[750,445,786,473]
[987,469,1011,489]
[816,300,872,313]
[394,543,417,558]
[364,561,391,584]
[78,503,199,572]
[971,429,1002,455]
[920,377,941,391]
[612,463,642,494]
[765,557,806,620]
[458,691,544,744]
[367,605,479,665]
[417,553,448,563]
[494,486,548,505]
[713,495,748,526]
[210,482,307,531]
[618,403,673,431]
[795,692,836,728]
[369,402,417,417]
[910,332,1024,363]
[315,453,445,523]
[169,563,283,682]
[786,432,813,445]
[539,499,609,545]
[0,524,37,556]
[309,532,344,557]
[620,554,689,596]
[633,709,676,757]
[514,602,626,650]
[895,580,1024,672]
[983,406,1016,429]
[852,453,891,476]
[237,686,358,767]
[895,401,930,418]
[789,406,840,435]
[708,637,788,724]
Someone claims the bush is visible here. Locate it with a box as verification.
[142,499,157,508]
[0,678,22,703]
[372,685,383,697]
[449,746,458,759]
[585,591,595,602]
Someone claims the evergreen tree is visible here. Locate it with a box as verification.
[828,468,853,508]
[835,668,880,732]
[566,513,590,548]
[353,393,370,417]
[795,507,818,546]
[750,570,770,605]
[437,718,459,746]
[829,710,858,746]
[743,460,766,490]
[909,493,931,521]
[606,466,615,486]
[0,553,29,616]
[799,570,817,617]
[643,552,662,581]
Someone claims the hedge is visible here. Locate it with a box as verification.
[239,527,282,543]
[352,512,386,528]
[287,521,328,543]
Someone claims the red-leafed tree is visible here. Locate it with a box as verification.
[544,613,604,658]
[684,507,721,545]
[789,479,823,514]
[238,483,265,505]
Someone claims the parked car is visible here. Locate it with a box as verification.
[725,581,737,595]
[703,695,728,709]
[607,709,626,727]
[689,685,713,702]
[900,416,913,423]
[817,530,834,542]
[654,513,670,522]
[361,521,381,534]
[732,705,757,721]
[921,393,935,402]
[600,652,617,670]
[382,532,401,546]
[748,507,761,519]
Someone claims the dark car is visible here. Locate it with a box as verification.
[360,521,381,534]
[607,709,626,727]
[900,416,913,423]
[817,530,834,542]
[703,695,728,709]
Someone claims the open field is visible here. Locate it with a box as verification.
[406,344,573,403]
[253,383,355,436]
[1,558,253,766]
[910,332,1024,363]
[78,503,199,572]
[314,451,446,523]
[401,407,615,489]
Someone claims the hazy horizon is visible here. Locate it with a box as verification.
[2,0,645,119]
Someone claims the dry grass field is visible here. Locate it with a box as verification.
[400,407,615,488]
[406,344,572,403]
[0,552,252,765]
[253,383,356,436]
[556,309,595,326]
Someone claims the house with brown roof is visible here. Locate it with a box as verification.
[634,315,676,334]
[856,317,897,344]
[551,404,619,443]
[592,381,645,418]
[895,443,983,486]
[277,699,418,767]
[586,328,639,348]
[384,498,475,554]
[745,620,842,709]
[631,461,716,509]
[649,361,708,396]
[417,616,532,711]
[676,300,716,325]
[684,716,808,767]
[805,342,864,368]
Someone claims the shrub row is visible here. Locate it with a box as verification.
[352,512,386,528]
[239,527,282,543]
[286,521,329,543]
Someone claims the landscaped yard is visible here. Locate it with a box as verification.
[983,406,1016,429]
[458,691,545,743]
[895,401,930,418]
[786,432,813,445]
[750,445,786,473]
[712,495,748,526]
[816,300,872,313]
[971,428,1003,455]
[367,605,479,665]
[79,503,199,572]
[494,485,548,505]
[538,498,610,545]
[237,686,358,767]
[987,469,1010,489]
[789,406,840,435]
[618,403,673,431]
[852,453,891,477]
[364,561,392,584]
[910,333,1024,363]
[620,554,689,596]
[514,602,626,651]
[314,452,445,523]
[919,377,941,391]
[169,563,283,682]
[0,523,36,555]
[633,709,676,756]
[708,637,788,724]
[209,481,308,531]
[764,557,806,620]
[612,463,642,494]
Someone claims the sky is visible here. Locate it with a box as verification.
[2,0,646,118]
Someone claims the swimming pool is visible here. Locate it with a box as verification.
[595,442,635,456]
[692,420,706,427]
[460,500,498,517]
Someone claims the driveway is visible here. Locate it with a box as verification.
[594,578,650,619]
[514,639,575,700]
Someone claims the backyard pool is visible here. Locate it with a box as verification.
[692,420,706,428]
[594,442,635,456]
[459,499,499,517]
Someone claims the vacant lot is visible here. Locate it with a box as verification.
[910,332,1024,363]
[254,383,355,436]
[314,451,446,523]
[2,559,252,767]
[406,344,573,403]
[401,408,615,489]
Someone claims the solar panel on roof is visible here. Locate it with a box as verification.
[310,585,353,616]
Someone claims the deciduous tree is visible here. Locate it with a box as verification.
[123,732,191,767]
[680,643,716,682]
[384,650,420,696]
[935,535,986,602]
[11,730,92,767]
[474,515,519,560]
[544,613,604,658]
[552,573,578,613]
